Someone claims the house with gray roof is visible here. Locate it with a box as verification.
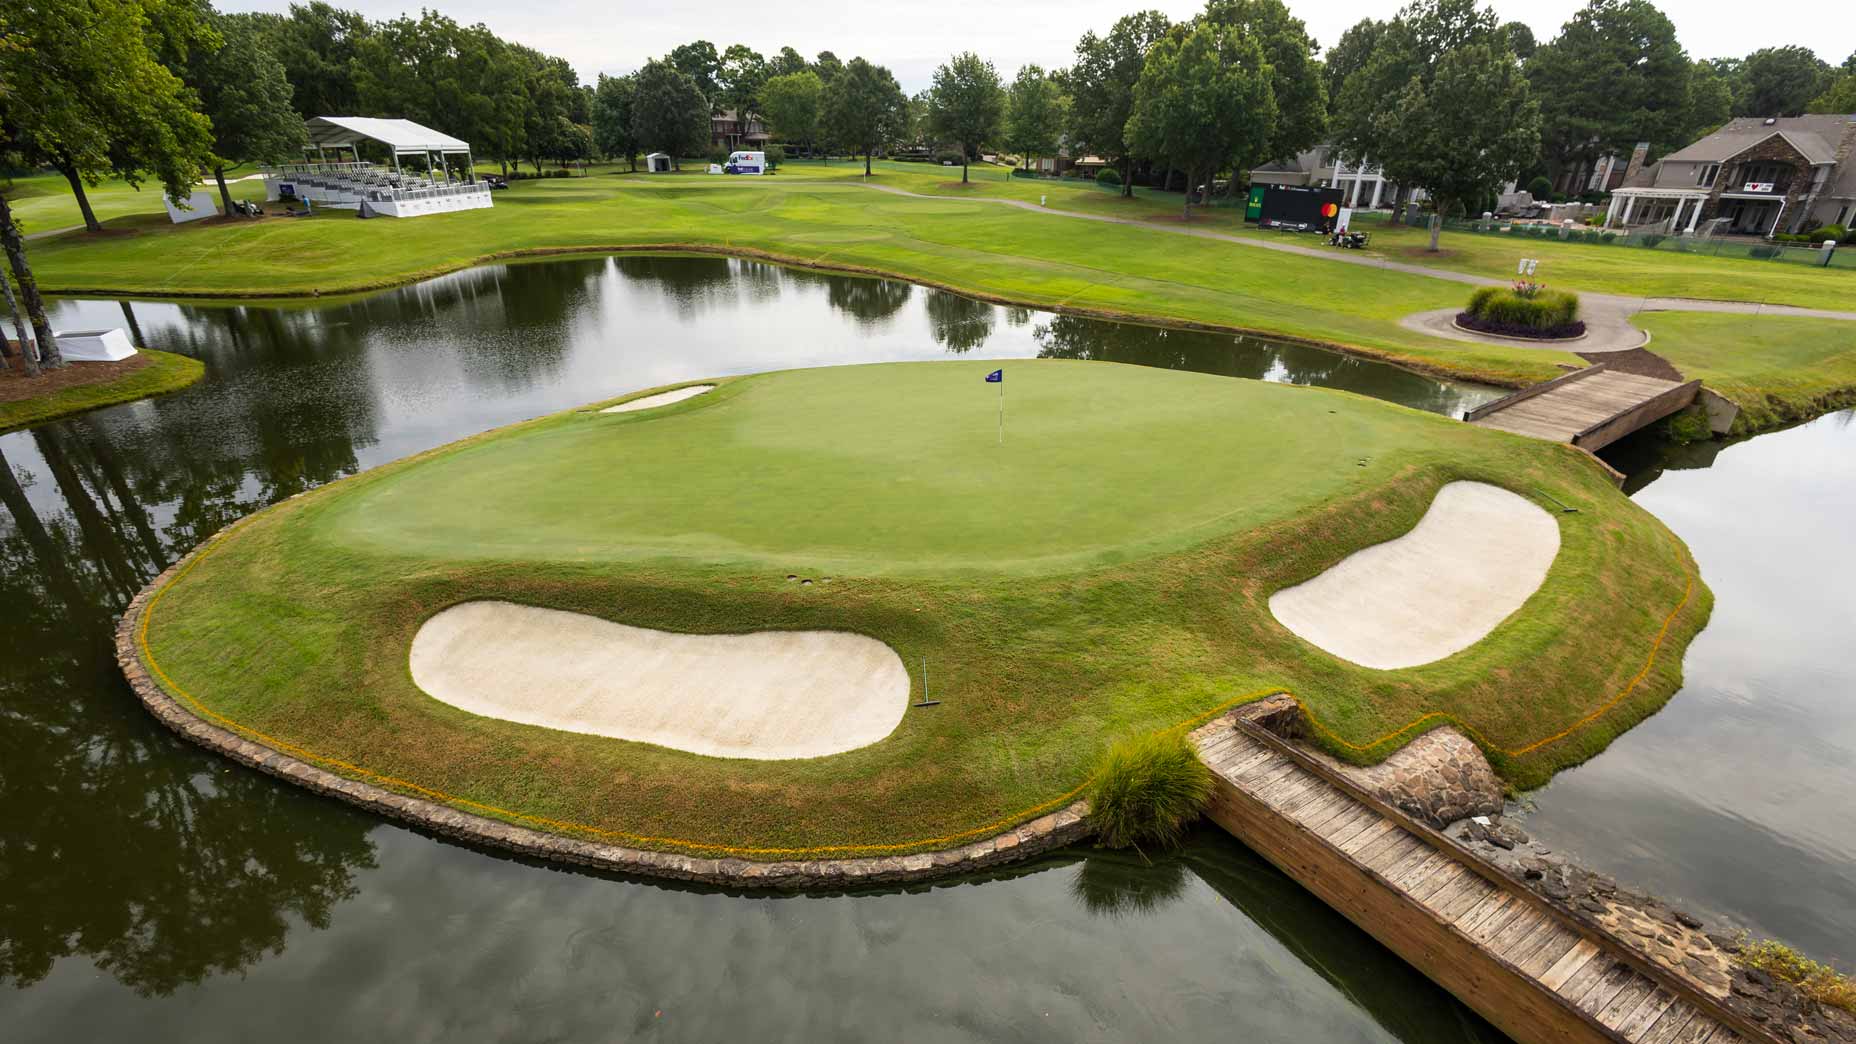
[1605,114,1856,237]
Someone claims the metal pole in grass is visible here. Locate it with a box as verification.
[915,658,940,707]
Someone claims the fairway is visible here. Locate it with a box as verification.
[135,360,1709,857]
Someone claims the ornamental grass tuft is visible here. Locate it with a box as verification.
[1738,937,1856,1013]
[1086,730,1214,851]
[1466,285,1581,331]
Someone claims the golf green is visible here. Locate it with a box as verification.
[135,360,1710,857]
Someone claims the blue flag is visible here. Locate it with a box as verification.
[985,369,1003,383]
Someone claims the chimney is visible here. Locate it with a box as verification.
[1622,141,1652,184]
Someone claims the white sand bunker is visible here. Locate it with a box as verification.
[409,601,910,759]
[1268,482,1561,670]
[600,384,715,414]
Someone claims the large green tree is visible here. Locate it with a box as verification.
[1737,46,1833,116]
[927,53,1006,184]
[1067,11,1171,197]
[631,58,710,168]
[719,44,768,121]
[1382,41,1540,250]
[1683,59,1735,138]
[591,74,641,169]
[191,15,308,217]
[761,70,824,155]
[1201,0,1327,164]
[1125,22,1276,219]
[248,2,372,118]
[1004,65,1066,170]
[668,41,722,105]
[1525,0,1691,184]
[769,47,809,78]
[1323,19,1385,107]
[0,0,214,234]
[1809,73,1856,115]
[822,57,908,175]
[1332,0,1501,222]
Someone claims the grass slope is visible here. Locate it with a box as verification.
[1636,312,1856,431]
[3,171,268,236]
[0,349,204,432]
[141,361,1709,857]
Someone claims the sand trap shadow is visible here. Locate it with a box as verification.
[409,601,910,759]
[1267,482,1561,670]
[600,385,715,414]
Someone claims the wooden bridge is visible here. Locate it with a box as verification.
[1193,713,1766,1044]
[1465,364,1702,451]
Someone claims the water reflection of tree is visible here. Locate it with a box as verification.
[1032,315,1475,416]
[611,255,739,321]
[826,277,913,329]
[1070,848,1190,917]
[0,440,378,996]
[924,290,995,353]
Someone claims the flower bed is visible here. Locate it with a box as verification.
[1458,283,1585,340]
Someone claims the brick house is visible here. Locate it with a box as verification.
[711,110,770,151]
[1605,114,1856,236]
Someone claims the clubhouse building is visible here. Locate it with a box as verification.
[1604,114,1856,237]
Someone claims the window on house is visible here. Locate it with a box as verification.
[1840,205,1852,227]
[1697,163,1719,187]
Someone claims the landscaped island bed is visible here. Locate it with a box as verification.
[0,348,205,432]
[128,360,1709,859]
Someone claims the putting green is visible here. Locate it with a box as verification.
[323,360,1452,574]
[137,360,1710,857]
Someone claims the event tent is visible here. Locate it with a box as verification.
[303,116,476,176]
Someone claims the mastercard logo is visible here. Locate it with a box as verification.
[1321,203,1339,218]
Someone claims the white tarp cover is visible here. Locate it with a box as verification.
[305,116,471,154]
[54,329,138,362]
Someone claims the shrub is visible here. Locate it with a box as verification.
[1749,244,1783,259]
[1009,167,1043,179]
[932,149,964,166]
[1462,285,1583,338]
[764,144,784,168]
[1085,731,1213,850]
[1095,167,1122,188]
[1638,233,1666,248]
[708,145,730,166]
[1738,938,1856,1013]
[1526,175,1553,199]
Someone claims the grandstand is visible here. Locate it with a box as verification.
[263,117,493,219]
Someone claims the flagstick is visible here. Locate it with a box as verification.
[997,379,1004,445]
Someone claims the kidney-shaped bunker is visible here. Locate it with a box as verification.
[1268,481,1561,670]
[409,601,910,759]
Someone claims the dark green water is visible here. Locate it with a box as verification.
[0,257,1506,1041]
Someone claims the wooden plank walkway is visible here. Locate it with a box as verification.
[1465,364,1700,451]
[1194,717,1762,1044]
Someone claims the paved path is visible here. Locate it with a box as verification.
[856,182,1856,352]
[24,224,83,241]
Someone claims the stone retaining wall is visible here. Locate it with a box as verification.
[115,552,1091,889]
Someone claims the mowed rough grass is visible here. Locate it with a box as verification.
[141,361,1710,857]
[1635,311,1856,430]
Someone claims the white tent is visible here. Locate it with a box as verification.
[645,153,673,173]
[303,116,475,176]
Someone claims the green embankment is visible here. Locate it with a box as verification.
[142,360,1709,857]
[1635,312,1856,431]
[0,349,205,432]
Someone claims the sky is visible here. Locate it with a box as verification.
[221,0,1856,94]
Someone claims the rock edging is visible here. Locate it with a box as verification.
[114,549,1090,890]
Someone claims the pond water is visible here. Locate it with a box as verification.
[0,257,1504,1042]
[2,255,1848,1038]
